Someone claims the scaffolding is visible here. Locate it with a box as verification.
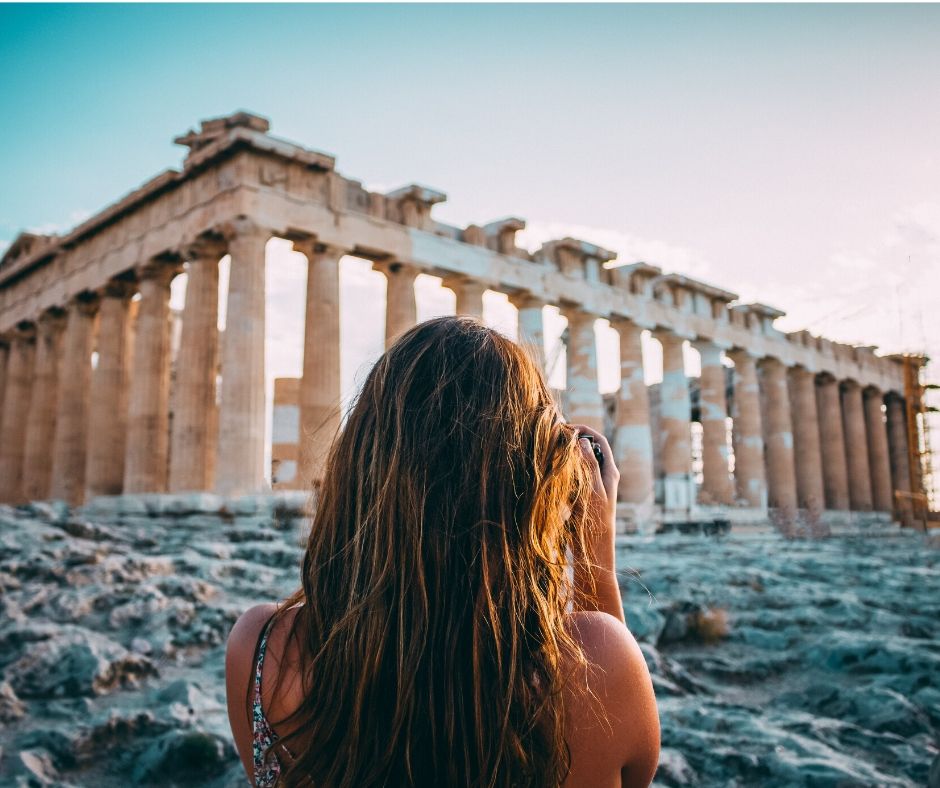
[899,354,936,528]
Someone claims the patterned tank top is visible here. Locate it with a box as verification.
[252,614,295,787]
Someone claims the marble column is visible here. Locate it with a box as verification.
[612,318,655,508]
[124,259,180,494]
[375,260,419,349]
[729,350,766,508]
[216,221,269,497]
[169,241,223,493]
[0,323,37,503]
[758,357,798,511]
[443,274,486,318]
[22,309,67,501]
[508,292,546,371]
[86,279,137,499]
[294,239,343,487]
[841,380,873,511]
[694,339,733,505]
[885,393,913,523]
[561,307,605,432]
[654,329,694,511]
[49,294,100,505]
[788,366,825,511]
[864,387,893,513]
[815,373,851,510]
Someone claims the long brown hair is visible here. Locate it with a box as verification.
[267,315,597,787]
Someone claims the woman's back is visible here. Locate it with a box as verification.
[226,604,659,787]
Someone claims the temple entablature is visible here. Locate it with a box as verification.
[536,237,617,283]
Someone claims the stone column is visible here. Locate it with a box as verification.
[86,279,137,498]
[758,357,798,511]
[443,274,486,318]
[0,323,37,503]
[815,373,851,510]
[293,239,343,487]
[169,240,223,493]
[864,387,893,513]
[788,366,825,511]
[560,307,605,432]
[216,220,269,497]
[508,292,546,371]
[375,260,419,348]
[49,294,100,505]
[124,259,180,494]
[885,393,913,523]
[729,350,766,508]
[22,309,67,501]
[693,339,733,505]
[654,329,694,511]
[0,340,8,429]
[841,380,873,511]
[611,318,654,509]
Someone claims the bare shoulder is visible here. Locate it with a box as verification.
[565,611,661,788]
[224,602,279,782]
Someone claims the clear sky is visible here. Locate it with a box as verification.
[2,3,938,477]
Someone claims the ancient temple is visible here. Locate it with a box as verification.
[0,112,927,529]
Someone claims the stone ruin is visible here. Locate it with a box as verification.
[0,112,925,530]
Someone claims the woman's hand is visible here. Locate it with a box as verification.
[568,424,625,624]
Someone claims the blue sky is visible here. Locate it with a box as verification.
[2,3,939,471]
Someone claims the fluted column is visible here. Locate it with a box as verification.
[508,292,546,371]
[216,220,269,497]
[169,240,223,492]
[0,323,37,503]
[864,387,893,513]
[86,279,137,499]
[788,366,825,511]
[50,294,100,504]
[841,380,873,511]
[815,373,851,510]
[612,318,654,508]
[560,307,605,432]
[124,259,180,494]
[885,393,913,524]
[694,339,733,505]
[375,260,419,348]
[294,239,343,487]
[655,329,693,510]
[759,357,798,511]
[443,274,486,318]
[729,350,766,508]
[22,309,67,501]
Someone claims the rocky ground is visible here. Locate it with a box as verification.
[0,498,937,787]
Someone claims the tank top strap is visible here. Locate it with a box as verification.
[253,613,277,710]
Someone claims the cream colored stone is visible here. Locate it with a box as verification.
[841,380,873,511]
[815,373,851,510]
[22,309,66,501]
[294,239,343,488]
[374,260,419,348]
[863,387,893,513]
[215,220,269,497]
[124,259,180,494]
[788,366,825,511]
[654,329,694,511]
[507,292,546,372]
[694,340,733,505]
[728,350,766,508]
[443,274,486,318]
[885,393,912,524]
[561,307,605,432]
[0,323,37,503]
[169,239,223,493]
[758,357,798,511]
[49,294,100,505]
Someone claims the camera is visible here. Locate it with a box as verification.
[579,433,604,469]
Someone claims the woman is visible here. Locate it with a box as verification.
[225,315,660,787]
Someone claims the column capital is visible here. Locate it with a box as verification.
[839,377,861,392]
[557,303,597,323]
[652,325,686,347]
[136,257,183,287]
[691,337,729,365]
[372,258,422,278]
[862,384,884,399]
[11,319,37,342]
[506,290,545,310]
[184,233,227,262]
[219,216,269,244]
[99,274,138,301]
[36,306,67,337]
[69,291,101,317]
[441,272,486,292]
[610,314,654,331]
[815,370,838,385]
[291,236,346,261]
